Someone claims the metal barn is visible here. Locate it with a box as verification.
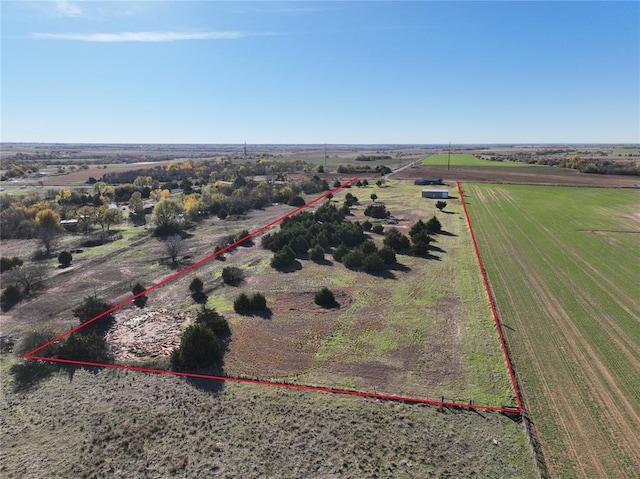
[421,189,448,199]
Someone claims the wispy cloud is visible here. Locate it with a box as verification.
[31,31,247,42]
[55,0,83,17]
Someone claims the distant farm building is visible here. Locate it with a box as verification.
[422,189,448,199]
[414,178,443,186]
[60,219,79,232]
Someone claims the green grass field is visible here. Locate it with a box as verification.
[200,183,514,406]
[465,184,640,478]
[421,153,528,167]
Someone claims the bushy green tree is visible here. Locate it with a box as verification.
[383,228,410,251]
[436,200,447,211]
[58,250,72,267]
[310,245,325,262]
[426,216,442,234]
[73,295,114,324]
[314,287,335,306]
[342,250,365,269]
[378,246,397,265]
[132,282,147,308]
[195,306,230,337]
[332,243,349,263]
[221,266,244,285]
[1,285,21,312]
[271,245,296,269]
[171,323,221,370]
[363,253,384,273]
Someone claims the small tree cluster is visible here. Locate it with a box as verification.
[58,333,110,363]
[383,228,410,251]
[408,219,433,256]
[233,292,267,314]
[364,204,389,219]
[0,256,23,274]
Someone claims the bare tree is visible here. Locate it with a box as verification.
[38,228,61,256]
[164,235,184,263]
[9,265,46,295]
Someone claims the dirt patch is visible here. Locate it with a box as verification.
[105,309,189,363]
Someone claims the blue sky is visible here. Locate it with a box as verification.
[1,1,638,144]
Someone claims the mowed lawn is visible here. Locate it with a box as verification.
[421,153,527,167]
[465,184,640,479]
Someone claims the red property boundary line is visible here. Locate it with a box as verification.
[24,178,521,414]
[456,181,524,413]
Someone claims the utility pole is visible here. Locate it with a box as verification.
[447,142,451,170]
[244,141,247,159]
[324,144,327,165]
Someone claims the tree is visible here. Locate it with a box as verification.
[164,234,184,262]
[233,292,267,313]
[314,287,335,306]
[37,227,61,256]
[35,208,61,230]
[221,266,244,285]
[271,245,296,269]
[0,256,23,274]
[383,228,410,251]
[58,333,110,363]
[359,240,377,255]
[35,209,61,255]
[8,265,46,295]
[310,245,325,262]
[362,179,369,187]
[183,194,199,221]
[426,216,442,234]
[1,284,21,312]
[189,277,204,294]
[376,179,383,187]
[132,282,147,308]
[195,306,230,337]
[152,198,184,235]
[217,209,228,220]
[332,243,349,263]
[342,250,364,269]
[171,323,221,370]
[363,252,384,273]
[364,204,388,219]
[333,180,341,188]
[58,251,72,267]
[378,246,397,265]
[128,191,144,214]
[370,193,378,202]
[233,293,251,312]
[436,200,447,211]
[316,164,324,173]
[73,295,114,325]
[411,233,432,256]
[372,224,384,234]
[95,207,122,233]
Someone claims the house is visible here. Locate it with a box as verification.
[422,189,448,199]
[60,219,79,232]
[414,178,444,186]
